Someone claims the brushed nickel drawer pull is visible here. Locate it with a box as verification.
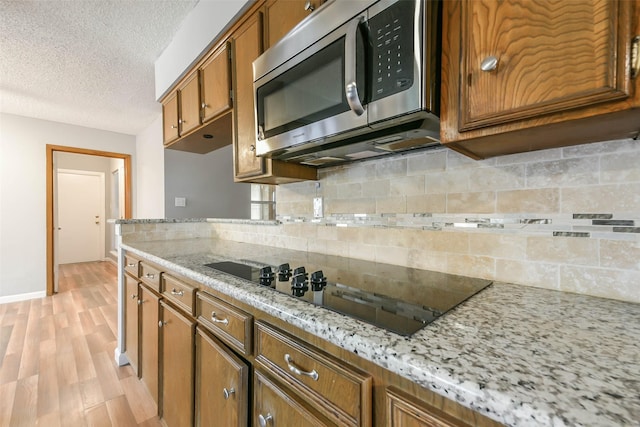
[258,413,273,427]
[211,312,229,325]
[223,387,235,399]
[145,273,155,279]
[284,353,318,381]
[170,288,184,297]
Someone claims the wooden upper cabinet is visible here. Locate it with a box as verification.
[178,72,201,136]
[231,4,317,183]
[441,0,640,159]
[162,92,179,144]
[232,11,265,179]
[201,42,233,123]
[264,0,321,48]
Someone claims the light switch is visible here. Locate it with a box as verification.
[175,197,186,207]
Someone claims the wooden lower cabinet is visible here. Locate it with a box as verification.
[124,274,139,375]
[254,370,329,427]
[124,253,501,427]
[195,326,249,427]
[159,301,196,427]
[139,284,160,405]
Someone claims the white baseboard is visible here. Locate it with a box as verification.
[0,290,47,304]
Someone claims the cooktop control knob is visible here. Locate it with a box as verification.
[277,263,292,282]
[291,269,309,296]
[310,270,327,291]
[259,266,275,287]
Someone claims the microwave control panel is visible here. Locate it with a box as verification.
[369,0,415,101]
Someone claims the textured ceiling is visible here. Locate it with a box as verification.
[0,0,198,135]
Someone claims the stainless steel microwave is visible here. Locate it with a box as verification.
[253,0,441,167]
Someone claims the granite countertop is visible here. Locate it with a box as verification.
[121,238,640,427]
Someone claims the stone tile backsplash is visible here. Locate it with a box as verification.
[267,138,639,303]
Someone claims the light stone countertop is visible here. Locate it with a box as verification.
[121,238,640,427]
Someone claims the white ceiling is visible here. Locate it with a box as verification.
[0,0,199,136]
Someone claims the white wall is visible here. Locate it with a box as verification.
[0,113,136,300]
[135,115,165,218]
[154,0,251,99]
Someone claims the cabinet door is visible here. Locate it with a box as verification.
[195,327,249,427]
[254,370,328,427]
[124,275,140,375]
[457,0,632,131]
[441,0,639,158]
[265,0,320,48]
[201,42,233,123]
[140,285,160,405]
[159,301,195,427]
[179,72,201,135]
[162,92,179,144]
[232,11,266,179]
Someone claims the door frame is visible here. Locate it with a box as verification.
[46,145,132,296]
[56,168,106,265]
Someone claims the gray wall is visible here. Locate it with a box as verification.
[164,144,251,219]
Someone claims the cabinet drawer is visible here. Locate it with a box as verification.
[140,262,162,292]
[162,274,197,316]
[196,292,252,356]
[124,254,140,277]
[255,322,372,427]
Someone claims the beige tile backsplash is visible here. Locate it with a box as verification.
[253,138,639,303]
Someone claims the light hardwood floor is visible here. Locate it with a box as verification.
[0,261,162,427]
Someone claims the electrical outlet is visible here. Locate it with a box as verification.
[313,197,323,218]
[175,197,186,207]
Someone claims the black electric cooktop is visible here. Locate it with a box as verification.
[204,254,491,336]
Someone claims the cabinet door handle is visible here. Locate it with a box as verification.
[170,288,184,297]
[223,387,235,399]
[258,413,273,427]
[284,353,318,381]
[481,55,499,72]
[211,312,229,325]
[158,321,167,328]
[130,294,137,299]
[171,125,178,129]
[249,144,256,152]
[137,299,143,305]
[304,1,314,12]
[127,263,136,267]
[145,273,155,279]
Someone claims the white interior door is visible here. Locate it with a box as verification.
[57,169,105,264]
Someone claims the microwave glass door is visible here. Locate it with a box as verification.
[256,31,366,141]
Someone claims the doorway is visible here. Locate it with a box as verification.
[46,145,132,296]
[57,169,105,264]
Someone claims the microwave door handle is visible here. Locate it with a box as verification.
[345,15,365,116]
